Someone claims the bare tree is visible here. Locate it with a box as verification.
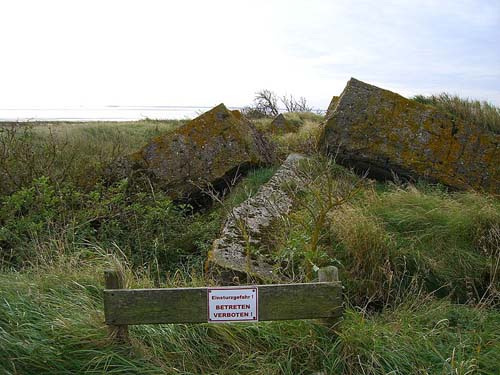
[243,89,313,119]
[281,94,312,113]
[254,89,279,117]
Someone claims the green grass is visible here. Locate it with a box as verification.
[265,169,499,307]
[0,117,499,374]
[329,183,499,306]
[222,167,278,207]
[18,119,184,148]
[339,299,500,374]
[412,93,500,133]
[250,112,323,160]
[1,261,498,374]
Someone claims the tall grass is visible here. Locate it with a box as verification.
[250,112,323,160]
[267,170,499,307]
[339,299,500,374]
[26,119,184,148]
[326,183,499,307]
[0,120,184,195]
[1,256,498,374]
[412,93,500,133]
[1,117,499,373]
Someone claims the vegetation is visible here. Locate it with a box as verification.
[2,266,498,374]
[412,93,500,133]
[254,112,324,160]
[0,120,184,195]
[0,112,499,374]
[264,165,498,307]
[242,89,313,119]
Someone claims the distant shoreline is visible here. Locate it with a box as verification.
[0,107,202,121]
[0,105,327,122]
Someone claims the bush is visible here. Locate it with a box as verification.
[268,156,364,280]
[0,177,220,273]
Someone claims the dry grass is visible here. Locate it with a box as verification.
[0,120,184,194]
[413,93,500,133]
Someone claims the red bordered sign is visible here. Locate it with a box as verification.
[207,287,258,323]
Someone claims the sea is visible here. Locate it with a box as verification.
[0,106,225,122]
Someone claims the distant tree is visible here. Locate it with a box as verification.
[281,94,312,113]
[242,90,313,119]
[254,89,279,117]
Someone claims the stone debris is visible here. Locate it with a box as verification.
[208,154,306,283]
[109,103,275,200]
[270,113,297,134]
[318,78,499,193]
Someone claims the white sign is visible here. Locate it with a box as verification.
[207,287,258,323]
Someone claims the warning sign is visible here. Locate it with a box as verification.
[207,287,258,323]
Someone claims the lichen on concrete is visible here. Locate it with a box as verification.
[269,114,297,134]
[208,154,306,284]
[318,78,500,193]
[110,103,275,200]
[325,95,339,119]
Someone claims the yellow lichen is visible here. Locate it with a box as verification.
[320,79,500,193]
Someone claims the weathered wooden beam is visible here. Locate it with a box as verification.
[104,269,129,342]
[104,281,342,325]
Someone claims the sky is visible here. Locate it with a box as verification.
[0,0,499,119]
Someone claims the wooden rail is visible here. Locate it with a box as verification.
[103,266,342,342]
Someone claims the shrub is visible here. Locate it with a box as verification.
[0,177,220,273]
[269,156,364,280]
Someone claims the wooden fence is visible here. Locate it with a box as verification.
[103,266,342,342]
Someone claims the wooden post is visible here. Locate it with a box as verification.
[104,269,129,343]
[318,266,338,283]
[318,266,340,329]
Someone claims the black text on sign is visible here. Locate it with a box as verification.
[207,287,258,323]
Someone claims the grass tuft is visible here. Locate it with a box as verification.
[412,93,500,133]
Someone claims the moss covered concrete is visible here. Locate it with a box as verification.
[319,78,499,194]
[325,95,339,119]
[268,114,298,135]
[123,104,275,199]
